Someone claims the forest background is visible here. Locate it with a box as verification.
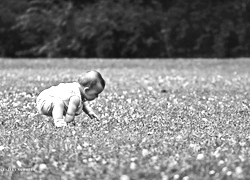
[0,0,250,58]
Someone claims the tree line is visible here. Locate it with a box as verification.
[1,0,250,58]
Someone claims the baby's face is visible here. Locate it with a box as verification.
[83,83,104,101]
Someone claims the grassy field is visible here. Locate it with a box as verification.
[1,59,250,180]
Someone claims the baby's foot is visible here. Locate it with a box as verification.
[54,119,67,127]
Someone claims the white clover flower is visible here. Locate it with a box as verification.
[120,175,130,180]
[196,153,205,160]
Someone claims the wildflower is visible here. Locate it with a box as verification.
[196,154,205,160]
[120,175,130,180]
[142,149,149,157]
[130,162,137,170]
[39,163,47,171]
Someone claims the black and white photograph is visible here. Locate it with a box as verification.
[1,0,250,179]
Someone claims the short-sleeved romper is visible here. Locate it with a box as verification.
[36,82,84,116]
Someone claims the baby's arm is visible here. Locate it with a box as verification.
[64,96,80,123]
[82,102,100,121]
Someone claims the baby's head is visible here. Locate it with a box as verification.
[78,70,105,101]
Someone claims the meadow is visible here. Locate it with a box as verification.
[0,59,250,180]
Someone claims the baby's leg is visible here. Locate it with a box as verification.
[36,93,54,116]
[52,98,67,127]
[36,93,66,127]
[52,98,64,119]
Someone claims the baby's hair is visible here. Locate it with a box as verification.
[78,70,105,89]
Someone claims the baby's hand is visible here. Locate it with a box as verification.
[88,111,100,121]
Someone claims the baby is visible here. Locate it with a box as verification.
[36,70,105,127]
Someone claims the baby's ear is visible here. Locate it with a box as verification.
[83,86,90,92]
